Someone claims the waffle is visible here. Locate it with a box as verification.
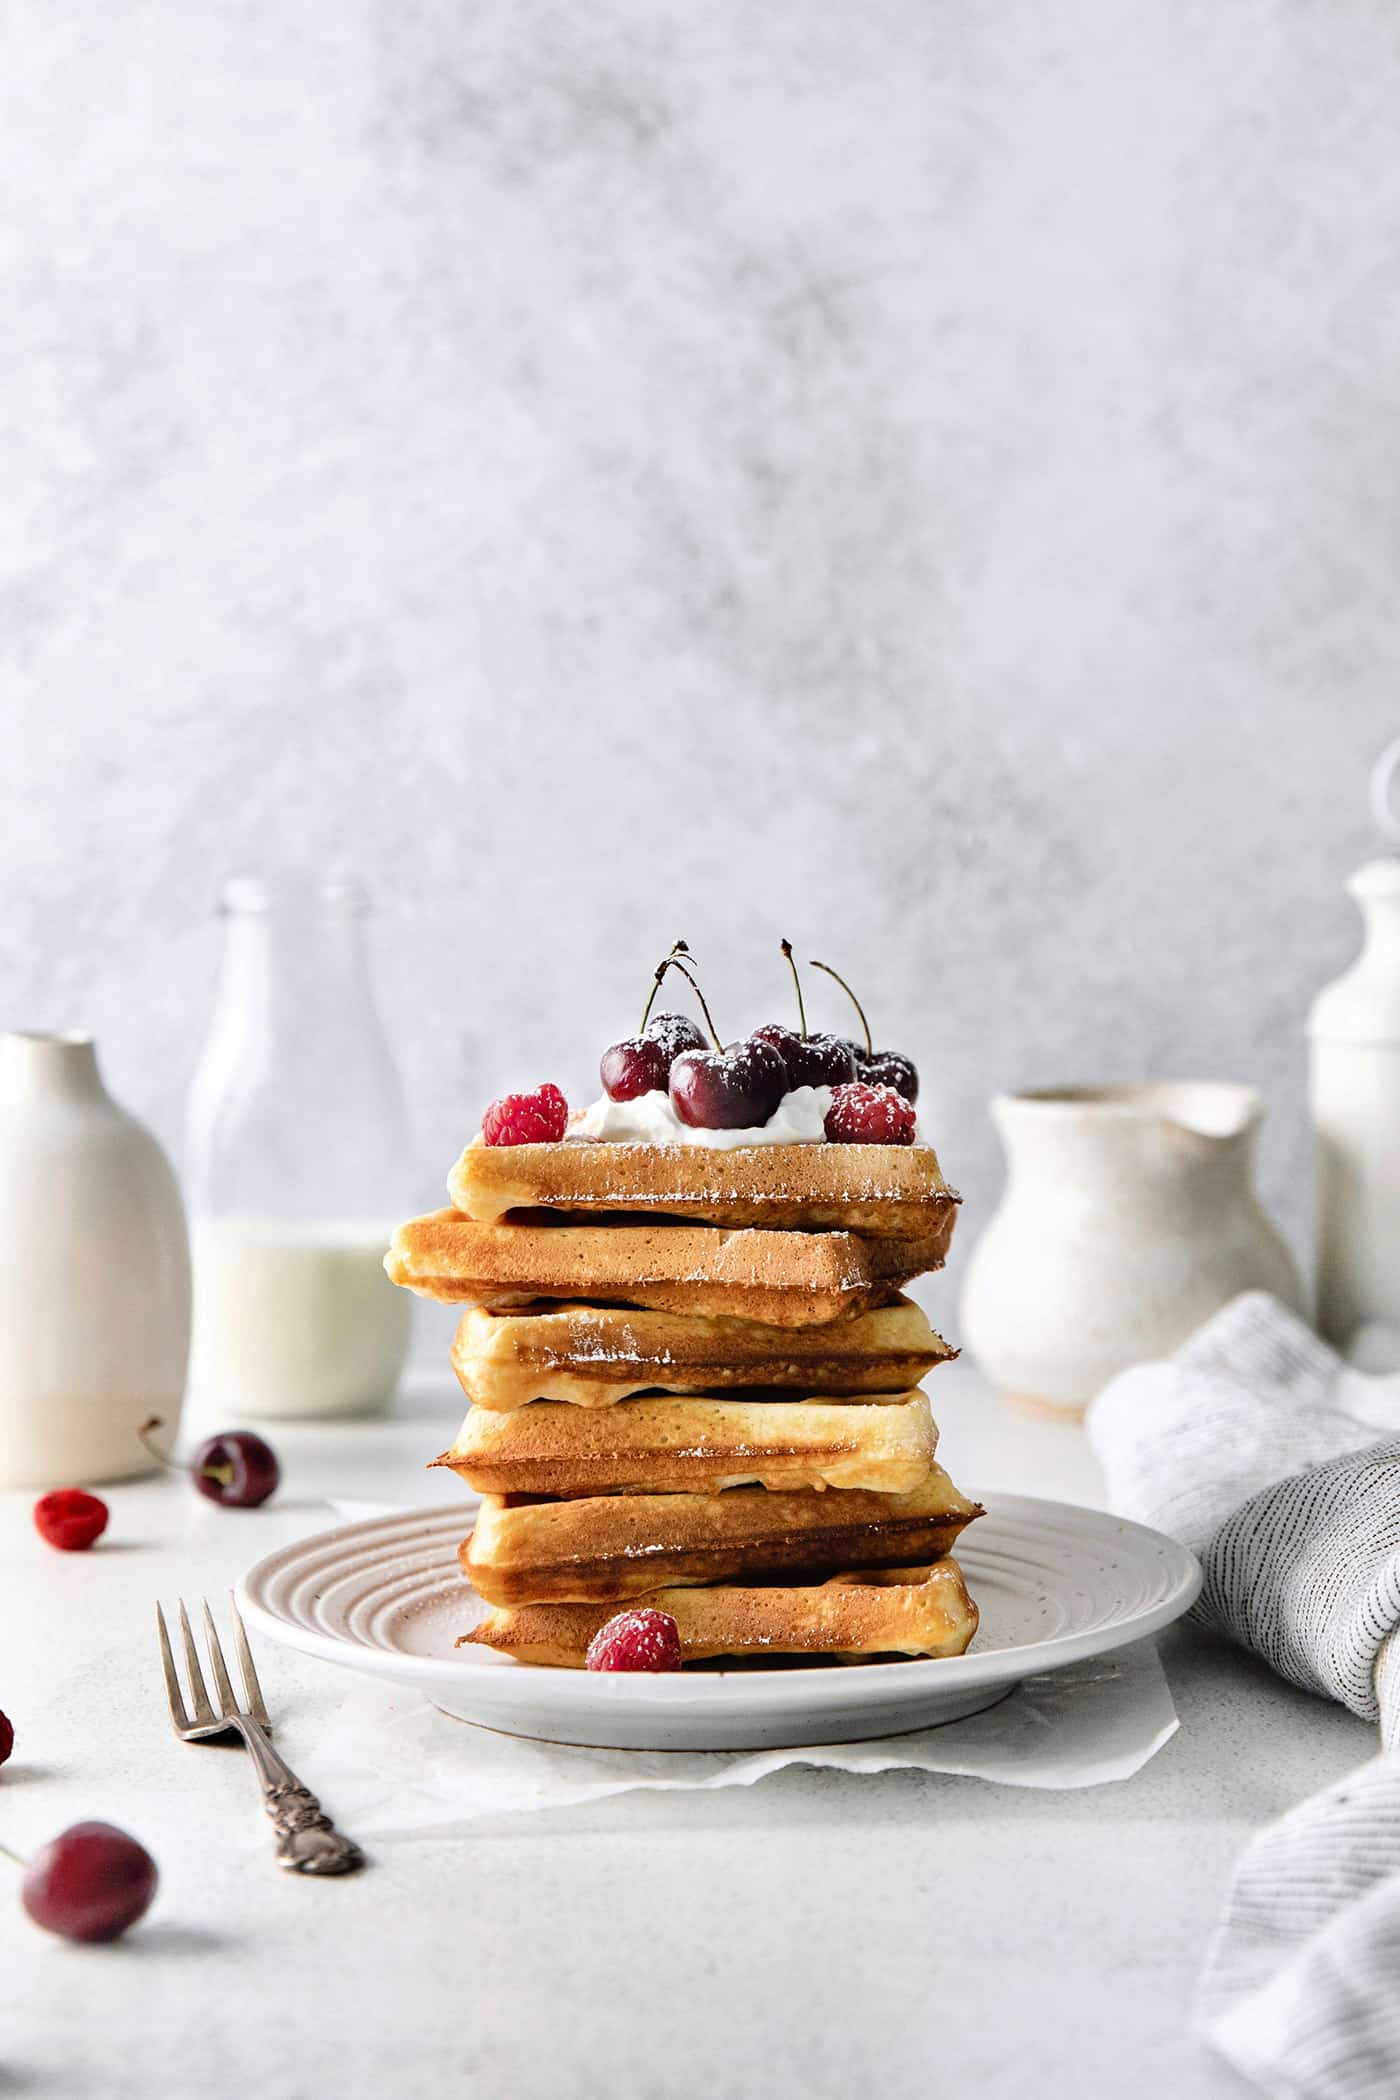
[448,1136,960,1239]
[462,1465,983,1604]
[437,1389,937,1497]
[449,1297,955,1411]
[386,1211,950,1323]
[461,1557,979,1666]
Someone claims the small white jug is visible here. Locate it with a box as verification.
[960,1082,1302,1414]
[0,1032,191,1487]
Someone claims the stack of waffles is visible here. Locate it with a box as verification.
[387,1134,983,1668]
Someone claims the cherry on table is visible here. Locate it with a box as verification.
[19,1822,157,1943]
[192,1430,280,1508]
[0,1711,12,1769]
[139,1417,280,1509]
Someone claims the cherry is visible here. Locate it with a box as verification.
[752,1024,857,1090]
[33,1489,109,1552]
[0,1712,12,1769]
[861,1050,919,1099]
[586,1607,683,1672]
[481,1083,569,1146]
[139,1417,280,1508]
[809,957,920,1105]
[600,1036,669,1101]
[752,942,858,1090]
[644,1012,707,1061]
[825,1080,918,1145]
[671,1039,788,1129]
[18,1822,157,1943]
[600,944,708,1102]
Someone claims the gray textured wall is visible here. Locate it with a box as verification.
[7,0,1400,1315]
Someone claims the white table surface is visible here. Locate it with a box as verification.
[0,1361,1372,2100]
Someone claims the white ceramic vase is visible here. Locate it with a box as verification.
[960,1083,1303,1415]
[0,1032,191,1488]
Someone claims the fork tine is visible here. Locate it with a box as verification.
[201,1600,239,1718]
[177,1599,216,1724]
[230,1599,270,1727]
[156,1604,190,1730]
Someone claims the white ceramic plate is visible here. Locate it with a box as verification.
[236,1495,1201,1751]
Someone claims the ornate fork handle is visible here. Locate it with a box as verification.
[230,1715,365,1876]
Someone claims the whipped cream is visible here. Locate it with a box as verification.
[571,1083,835,1148]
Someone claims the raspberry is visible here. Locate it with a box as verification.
[480,1083,569,1147]
[0,1711,12,1768]
[824,1080,917,1145]
[33,1489,109,1552]
[585,1607,683,1673]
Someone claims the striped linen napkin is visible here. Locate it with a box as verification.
[1086,1292,1400,2099]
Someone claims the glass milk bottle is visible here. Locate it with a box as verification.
[1310,740,1400,1344]
[185,873,412,1420]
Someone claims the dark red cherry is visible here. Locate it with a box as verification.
[751,1024,857,1090]
[600,1035,669,1101]
[139,1416,280,1508]
[644,1012,707,1062]
[192,1431,280,1508]
[21,1822,158,1943]
[670,1040,787,1129]
[859,1050,919,1103]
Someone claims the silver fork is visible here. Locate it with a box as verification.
[157,1597,365,1876]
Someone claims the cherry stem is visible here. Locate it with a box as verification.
[137,1416,187,1476]
[809,958,872,1057]
[661,954,723,1051]
[780,939,808,1039]
[638,939,692,1033]
[0,1839,26,1869]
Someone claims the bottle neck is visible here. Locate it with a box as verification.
[217,911,373,1034]
[185,889,406,1220]
[0,1032,109,1108]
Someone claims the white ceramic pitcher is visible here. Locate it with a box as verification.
[960,1082,1302,1414]
[0,1032,191,1487]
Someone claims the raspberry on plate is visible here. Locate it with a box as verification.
[824,1081,917,1146]
[585,1607,683,1673]
[481,1084,569,1147]
[33,1489,109,1551]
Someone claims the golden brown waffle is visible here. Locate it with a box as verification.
[386,1211,950,1323]
[450,1297,954,1410]
[462,1465,983,1604]
[437,1389,937,1497]
[448,1137,960,1238]
[461,1557,979,1666]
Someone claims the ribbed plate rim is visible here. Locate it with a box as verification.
[235,1492,1201,1709]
